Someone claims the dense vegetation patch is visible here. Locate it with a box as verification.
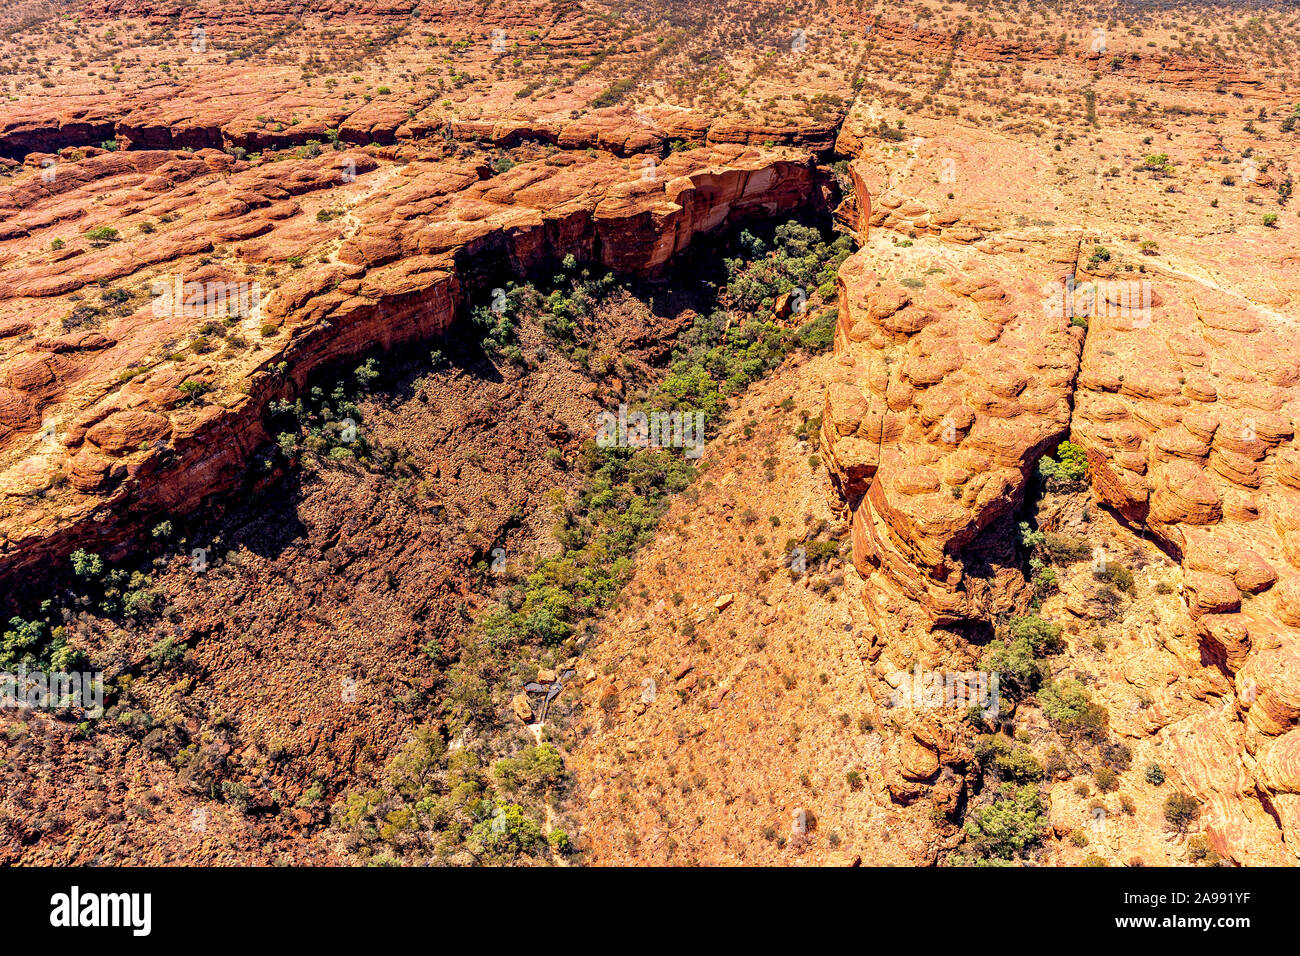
[957,783,1049,864]
[2,547,164,675]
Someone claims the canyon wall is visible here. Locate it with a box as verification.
[0,138,822,589]
[822,91,1300,863]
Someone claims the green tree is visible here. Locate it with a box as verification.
[471,803,545,857]
[964,784,1047,859]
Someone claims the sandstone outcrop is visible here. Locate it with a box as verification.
[1071,272,1300,858]
[0,139,821,585]
[822,52,1300,860]
[4,0,1298,868]
[822,244,1083,629]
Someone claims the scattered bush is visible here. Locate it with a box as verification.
[1163,791,1199,832]
[1094,561,1135,593]
[977,735,1044,783]
[1043,532,1091,564]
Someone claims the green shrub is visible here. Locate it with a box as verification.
[1145,762,1166,786]
[1038,440,1089,490]
[978,735,1044,783]
[354,358,380,388]
[981,616,1061,699]
[795,308,837,352]
[177,380,210,403]
[1094,561,1135,593]
[964,783,1047,859]
[1039,678,1108,738]
[1186,834,1220,864]
[1018,522,1045,550]
[1043,532,1091,564]
[998,748,1044,783]
[1009,615,1063,655]
[1163,791,1199,832]
[471,803,545,857]
[592,76,635,108]
[71,549,105,580]
[1029,560,1058,599]
[148,635,185,666]
[1105,741,1133,772]
[982,631,1041,697]
[1,617,48,669]
[123,588,159,618]
[492,744,565,796]
[221,780,251,812]
[547,828,572,853]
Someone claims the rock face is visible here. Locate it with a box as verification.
[823,245,1083,629]
[1,97,845,164]
[818,162,1088,831]
[1072,277,1300,855]
[0,140,821,586]
[0,0,859,164]
[4,0,1299,868]
[823,55,1300,863]
[0,0,877,866]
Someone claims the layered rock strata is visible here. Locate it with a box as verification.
[0,140,820,585]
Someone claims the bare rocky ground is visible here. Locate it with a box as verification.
[562,348,941,865]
